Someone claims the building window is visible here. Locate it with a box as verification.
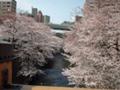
[3,2,6,4]
[7,2,10,4]
[7,5,10,7]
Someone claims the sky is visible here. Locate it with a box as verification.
[16,0,85,24]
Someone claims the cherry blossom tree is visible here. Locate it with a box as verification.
[63,0,120,89]
[0,15,63,81]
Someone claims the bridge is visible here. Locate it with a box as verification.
[48,23,71,31]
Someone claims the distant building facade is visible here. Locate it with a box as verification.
[32,7,37,17]
[31,8,50,23]
[0,41,14,88]
[35,11,43,22]
[43,15,50,24]
[0,0,16,15]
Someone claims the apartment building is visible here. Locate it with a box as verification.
[0,0,16,15]
[35,11,43,22]
[32,7,38,17]
[43,15,50,24]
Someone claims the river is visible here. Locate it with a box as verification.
[43,53,69,86]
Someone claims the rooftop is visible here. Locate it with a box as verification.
[0,37,11,44]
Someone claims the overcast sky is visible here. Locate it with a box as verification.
[16,0,85,24]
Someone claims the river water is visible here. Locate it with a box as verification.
[43,53,69,86]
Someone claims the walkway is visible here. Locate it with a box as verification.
[4,85,111,90]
